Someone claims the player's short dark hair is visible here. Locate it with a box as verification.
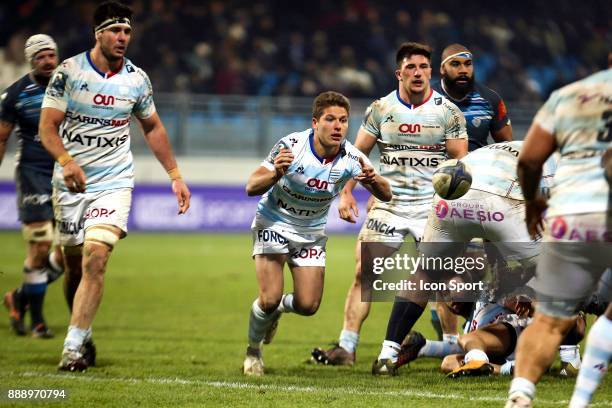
[94,1,132,27]
[312,91,350,119]
[396,42,432,67]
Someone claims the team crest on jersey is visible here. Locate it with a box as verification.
[471,117,482,127]
[328,168,342,182]
[47,71,67,98]
[383,115,394,123]
[434,97,442,105]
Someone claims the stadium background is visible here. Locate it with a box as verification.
[1,0,610,232]
[0,1,611,406]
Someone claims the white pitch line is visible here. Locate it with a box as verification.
[17,372,611,406]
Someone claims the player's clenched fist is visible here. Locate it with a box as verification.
[274,148,294,177]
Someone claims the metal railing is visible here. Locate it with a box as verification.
[5,94,542,157]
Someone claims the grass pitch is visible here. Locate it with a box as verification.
[0,232,610,407]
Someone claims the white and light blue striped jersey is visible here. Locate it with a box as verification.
[533,68,612,217]
[361,89,467,214]
[463,141,557,200]
[254,129,370,234]
[42,51,156,192]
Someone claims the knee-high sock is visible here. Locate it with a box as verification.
[23,266,48,327]
[569,316,612,408]
[248,299,280,349]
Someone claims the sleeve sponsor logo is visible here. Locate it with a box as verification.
[47,71,67,98]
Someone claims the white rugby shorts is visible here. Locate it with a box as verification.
[422,190,538,263]
[357,202,429,247]
[251,218,327,267]
[53,188,132,246]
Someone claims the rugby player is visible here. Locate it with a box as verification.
[39,1,191,371]
[430,43,513,342]
[312,42,468,366]
[1,34,63,338]
[434,43,512,151]
[242,91,391,376]
[506,59,612,408]
[371,141,555,375]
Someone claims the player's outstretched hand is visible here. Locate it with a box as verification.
[354,156,376,185]
[63,161,86,193]
[172,179,191,214]
[274,148,294,177]
[525,196,548,239]
[338,191,358,223]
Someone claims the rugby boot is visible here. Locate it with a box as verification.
[58,348,88,372]
[371,358,399,376]
[32,322,54,339]
[311,343,355,366]
[4,290,26,336]
[396,331,426,369]
[447,359,493,378]
[243,346,264,376]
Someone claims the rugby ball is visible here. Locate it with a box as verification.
[432,159,472,200]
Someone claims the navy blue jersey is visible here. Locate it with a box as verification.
[0,74,54,175]
[433,81,510,151]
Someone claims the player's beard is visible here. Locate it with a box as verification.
[101,44,124,63]
[444,73,475,97]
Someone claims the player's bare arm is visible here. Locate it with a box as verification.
[338,128,378,223]
[0,120,14,166]
[138,112,190,214]
[492,123,513,143]
[39,106,86,193]
[517,123,557,239]
[445,137,468,159]
[246,148,294,196]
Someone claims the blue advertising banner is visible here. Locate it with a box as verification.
[0,182,371,233]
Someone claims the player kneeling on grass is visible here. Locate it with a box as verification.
[242,91,392,376]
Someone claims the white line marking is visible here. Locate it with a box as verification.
[16,372,611,406]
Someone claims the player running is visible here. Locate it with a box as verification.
[311,42,468,367]
[506,58,612,408]
[40,1,190,371]
[242,91,391,376]
[1,34,63,338]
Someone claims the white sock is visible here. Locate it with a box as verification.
[378,340,401,363]
[569,316,612,408]
[64,325,91,351]
[338,330,359,353]
[464,349,489,363]
[443,333,459,344]
[560,345,581,368]
[418,339,463,358]
[49,251,64,273]
[277,293,295,314]
[508,377,535,401]
[248,299,279,349]
[500,360,514,376]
